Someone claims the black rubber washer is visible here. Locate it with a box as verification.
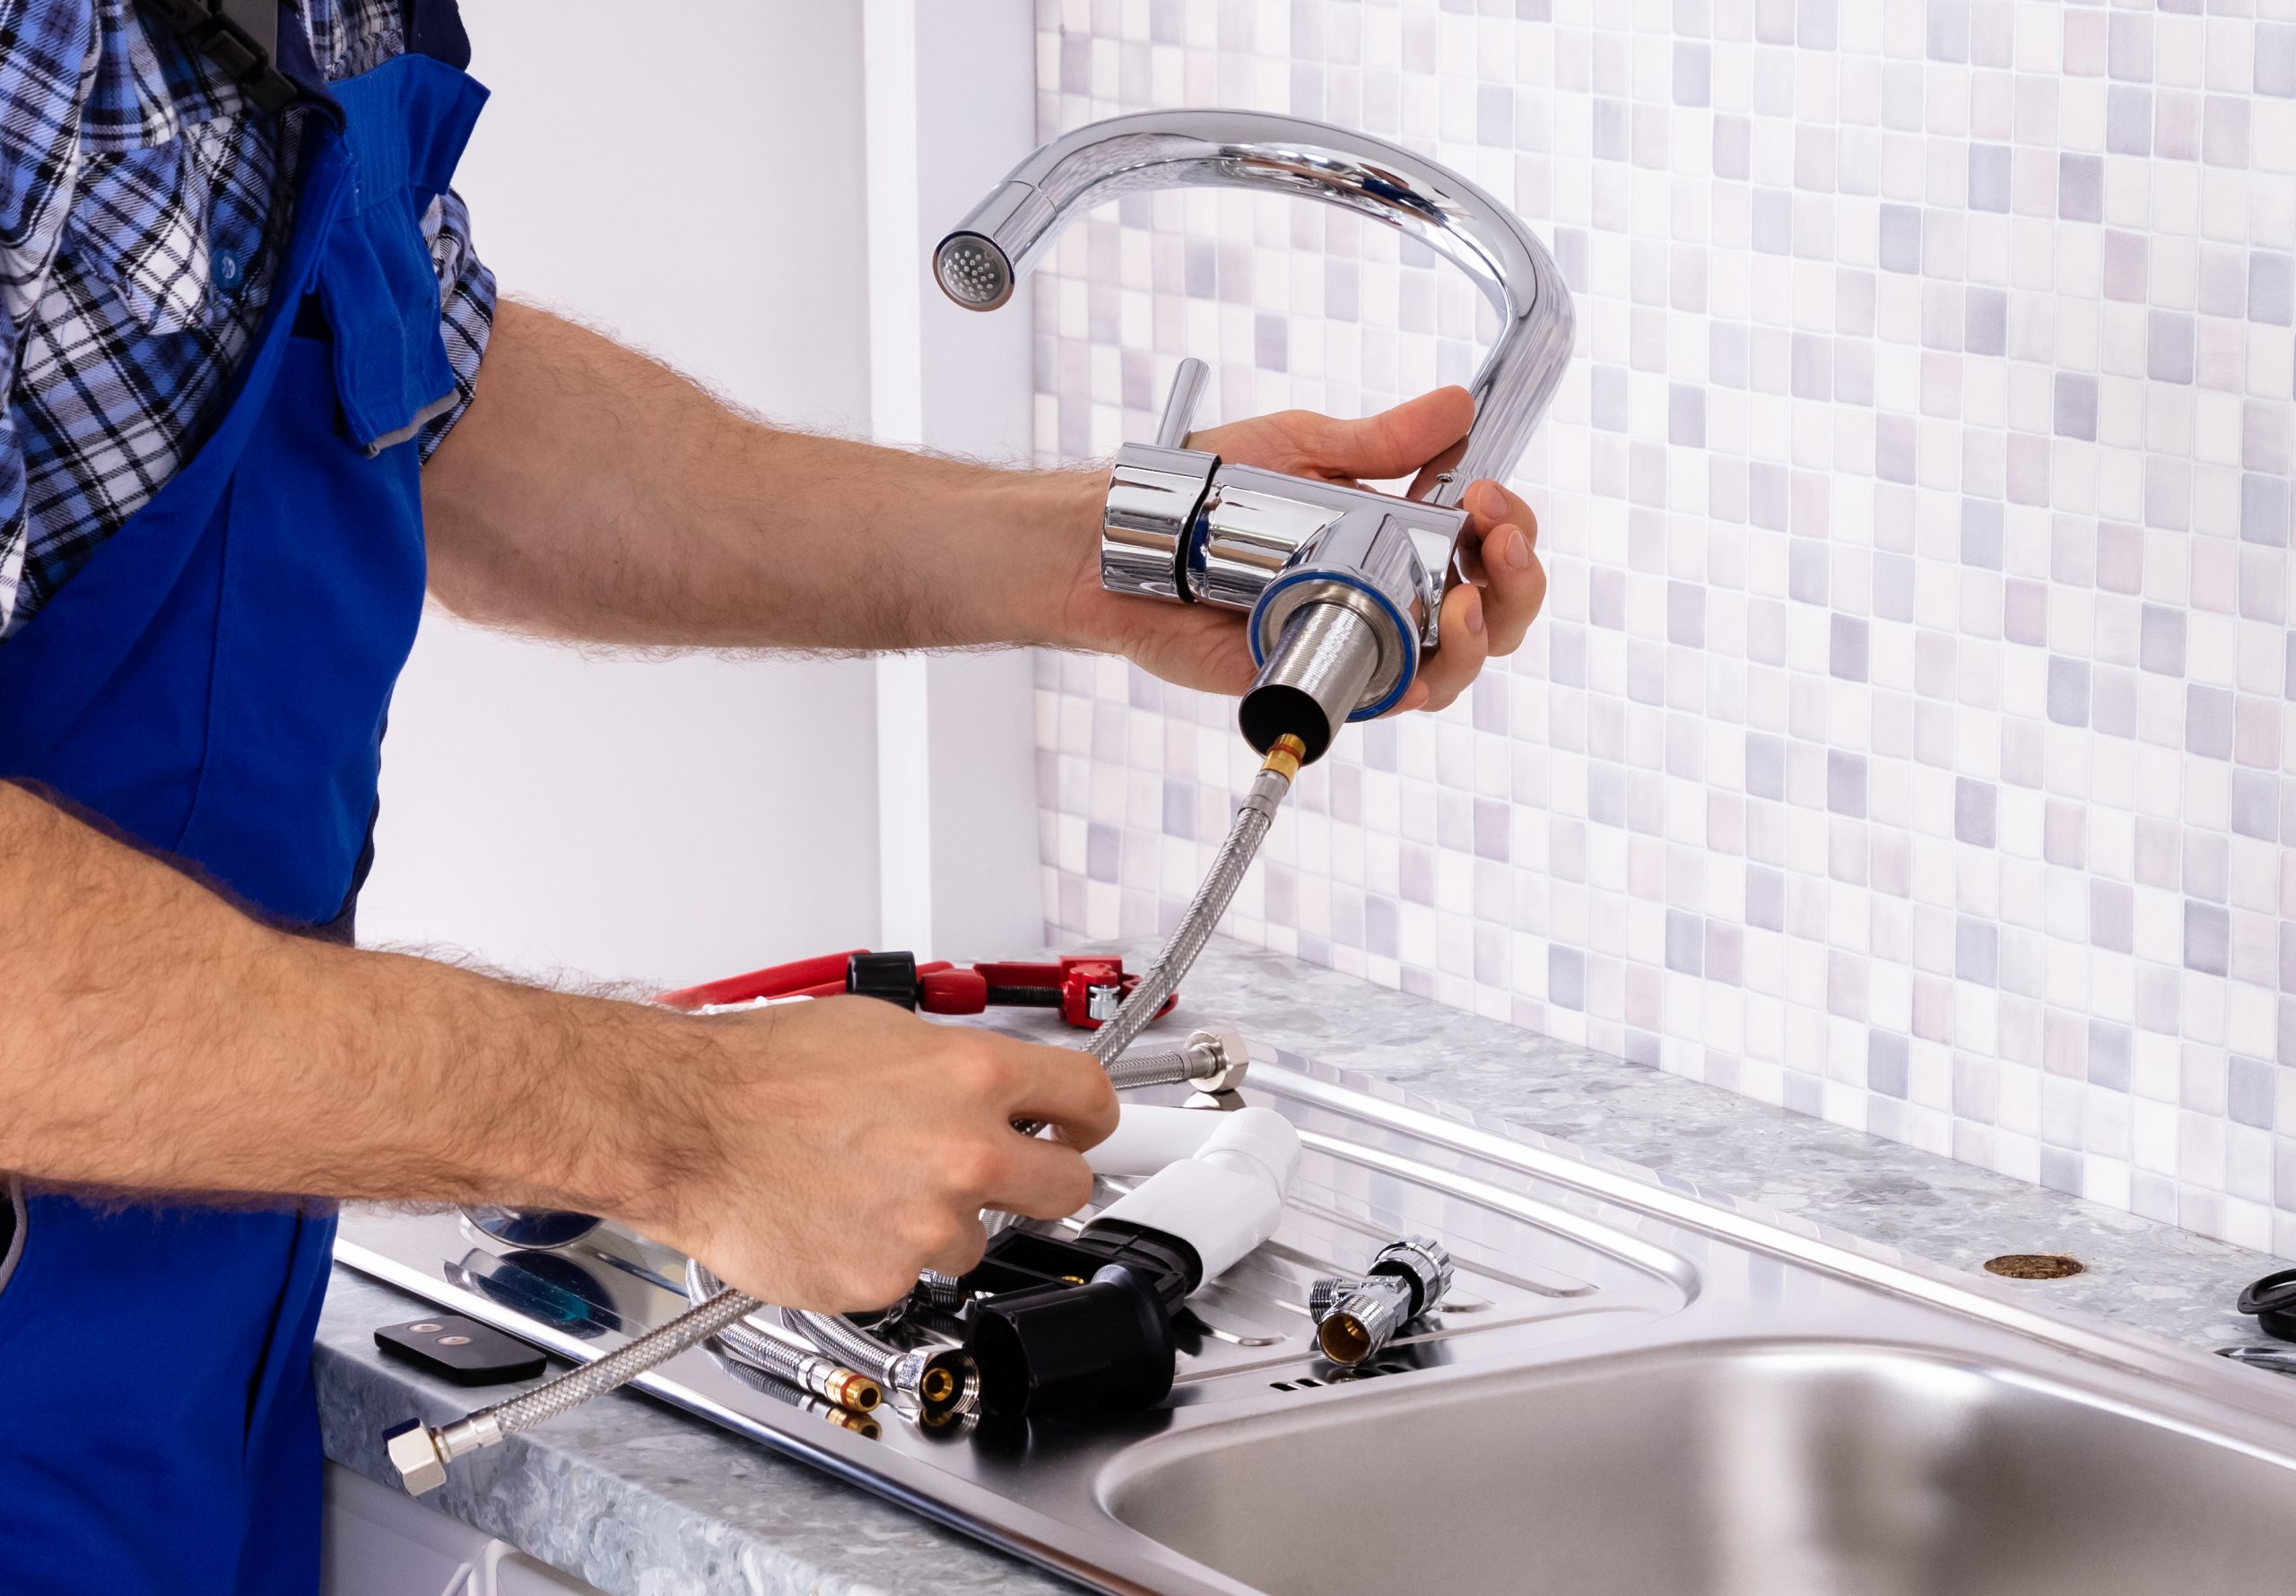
[2238,1267,2296,1340]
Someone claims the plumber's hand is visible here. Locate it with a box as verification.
[648,997,1118,1313]
[1062,386,1545,715]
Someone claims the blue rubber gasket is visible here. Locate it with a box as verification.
[1247,568,1419,722]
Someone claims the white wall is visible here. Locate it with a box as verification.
[864,0,1046,960]
[359,2,883,989]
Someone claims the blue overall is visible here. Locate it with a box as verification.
[0,11,484,1591]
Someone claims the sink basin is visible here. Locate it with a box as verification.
[1105,1341,2296,1596]
[339,1049,2296,1596]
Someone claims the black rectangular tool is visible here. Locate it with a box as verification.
[375,1314,547,1386]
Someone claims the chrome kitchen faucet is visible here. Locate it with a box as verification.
[935,109,1576,763]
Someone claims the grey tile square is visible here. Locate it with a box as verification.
[2005,578,2048,645]
[1869,1029,1910,1097]
[1965,287,2006,357]
[1926,0,1968,64]
[1967,144,2010,213]
[2089,1020,2133,1093]
[1670,383,1707,447]
[1961,499,2004,568]
[2092,880,2134,953]
[1666,909,1704,975]
[2059,154,2103,223]
[1955,777,1997,847]
[2259,22,2296,99]
[1549,945,1586,1011]
[1829,750,1867,818]
[2048,657,2091,727]
[1669,580,1706,647]
[2187,900,2231,977]
[2254,253,2295,326]
[2106,85,2152,156]
[2230,1056,2279,1132]
[2140,605,2187,676]
[2107,13,2151,83]
[2147,311,2195,385]
[2054,373,2098,441]
[2187,684,2234,759]
[1674,41,1710,106]
[2038,1147,2083,1196]
[1957,915,1999,984]
[2247,474,2291,548]
[1879,205,1922,273]
[1747,865,1786,932]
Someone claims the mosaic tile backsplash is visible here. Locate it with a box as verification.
[1025,0,2296,1257]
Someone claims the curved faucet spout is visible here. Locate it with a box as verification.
[934,109,1574,507]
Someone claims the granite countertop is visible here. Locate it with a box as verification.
[317,936,2290,1595]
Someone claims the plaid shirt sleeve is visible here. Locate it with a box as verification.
[0,0,494,636]
[0,0,102,625]
[421,184,494,463]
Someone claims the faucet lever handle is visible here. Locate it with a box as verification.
[1154,358,1211,450]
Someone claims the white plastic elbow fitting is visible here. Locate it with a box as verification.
[1087,1105,1300,1284]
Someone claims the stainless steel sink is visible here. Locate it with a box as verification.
[1106,1342,2296,1595]
[338,1045,2296,1595]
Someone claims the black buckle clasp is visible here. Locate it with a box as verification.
[140,0,300,112]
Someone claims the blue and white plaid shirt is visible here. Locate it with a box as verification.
[0,0,494,636]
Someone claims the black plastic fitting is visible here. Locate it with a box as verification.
[956,1224,1199,1418]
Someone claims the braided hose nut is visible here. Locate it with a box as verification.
[891,1346,984,1423]
[796,1354,884,1413]
[720,1320,884,1413]
[384,1419,452,1496]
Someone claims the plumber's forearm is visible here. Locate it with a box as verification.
[0,781,687,1219]
[422,299,1101,652]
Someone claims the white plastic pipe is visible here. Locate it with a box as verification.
[1084,1104,1233,1176]
[1087,1106,1300,1283]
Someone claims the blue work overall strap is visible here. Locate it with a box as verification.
[0,5,484,1592]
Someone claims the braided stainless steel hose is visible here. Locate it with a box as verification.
[1083,737,1303,1066]
[685,1262,885,1413]
[386,1272,882,1496]
[386,1287,763,1495]
[1105,1028,1249,1093]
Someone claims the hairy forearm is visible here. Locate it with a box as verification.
[0,782,691,1218]
[422,300,1100,651]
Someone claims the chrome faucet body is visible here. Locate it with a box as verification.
[936,109,1575,762]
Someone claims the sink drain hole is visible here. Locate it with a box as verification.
[1984,1253,2084,1280]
